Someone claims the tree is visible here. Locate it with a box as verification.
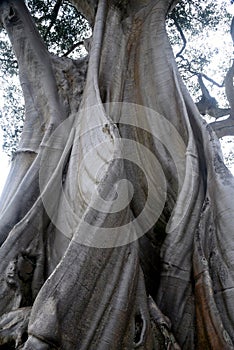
[0,0,234,349]
[1,0,234,161]
[0,0,91,157]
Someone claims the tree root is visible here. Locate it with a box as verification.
[0,307,31,348]
[148,296,181,350]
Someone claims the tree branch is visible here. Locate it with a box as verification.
[225,60,234,118]
[170,12,187,58]
[0,1,66,133]
[210,117,234,138]
[167,0,180,15]
[199,73,224,88]
[43,0,63,40]
[231,16,234,45]
[195,74,230,119]
[62,40,84,57]
[69,0,98,26]
[177,56,224,87]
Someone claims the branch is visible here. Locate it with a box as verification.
[167,0,181,16]
[170,12,187,58]
[195,75,230,119]
[210,117,234,138]
[208,108,231,119]
[62,40,84,57]
[0,1,66,132]
[43,0,63,40]
[69,0,98,26]
[198,74,212,100]
[225,60,234,117]
[219,17,234,122]
[199,73,224,88]
[177,56,224,87]
[231,16,234,45]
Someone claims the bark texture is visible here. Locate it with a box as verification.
[0,0,234,349]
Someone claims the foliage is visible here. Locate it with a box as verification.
[167,0,232,103]
[27,0,91,57]
[0,84,24,157]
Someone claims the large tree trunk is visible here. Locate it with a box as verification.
[0,0,234,349]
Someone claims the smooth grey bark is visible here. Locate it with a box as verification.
[0,0,233,349]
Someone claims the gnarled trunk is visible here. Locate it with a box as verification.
[0,0,234,349]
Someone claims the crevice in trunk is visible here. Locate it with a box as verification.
[134,312,146,347]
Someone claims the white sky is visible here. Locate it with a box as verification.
[227,4,234,14]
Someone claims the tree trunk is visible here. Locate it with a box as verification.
[0,0,234,349]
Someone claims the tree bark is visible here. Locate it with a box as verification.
[0,0,234,349]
